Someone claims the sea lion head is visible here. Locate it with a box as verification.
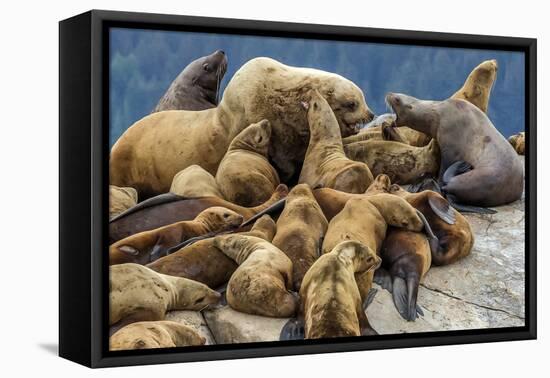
[230,119,272,155]
[367,193,424,231]
[185,50,228,104]
[172,277,222,311]
[455,59,498,112]
[195,206,244,231]
[365,174,392,195]
[248,215,277,241]
[333,240,381,273]
[213,234,265,264]
[287,183,315,201]
[385,93,439,136]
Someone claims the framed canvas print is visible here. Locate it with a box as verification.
[59,10,536,368]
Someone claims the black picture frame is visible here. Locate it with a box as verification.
[59,9,537,368]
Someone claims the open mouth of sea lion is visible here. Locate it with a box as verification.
[343,114,375,136]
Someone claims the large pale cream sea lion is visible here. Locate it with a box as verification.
[216,119,280,206]
[272,184,328,291]
[451,59,498,114]
[386,93,524,209]
[299,90,373,193]
[213,234,297,317]
[170,165,223,198]
[109,321,206,351]
[109,185,138,219]
[109,264,221,330]
[110,57,374,197]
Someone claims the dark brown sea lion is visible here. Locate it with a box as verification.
[272,184,328,291]
[109,207,243,265]
[451,59,498,114]
[109,321,206,351]
[109,184,288,243]
[216,119,280,206]
[299,90,373,193]
[386,93,524,210]
[213,234,297,317]
[146,215,277,289]
[508,132,525,155]
[152,50,228,112]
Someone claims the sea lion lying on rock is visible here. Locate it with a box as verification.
[508,132,525,155]
[109,320,206,351]
[299,90,373,193]
[216,119,280,206]
[213,234,297,317]
[110,57,373,197]
[152,50,227,112]
[109,184,288,243]
[272,184,328,291]
[170,165,223,198]
[451,59,498,114]
[109,207,243,265]
[344,138,440,185]
[109,264,221,330]
[386,93,524,210]
[109,185,138,219]
[147,215,277,289]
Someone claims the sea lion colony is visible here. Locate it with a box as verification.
[108,54,524,350]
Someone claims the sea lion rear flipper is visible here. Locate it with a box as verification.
[442,161,473,184]
[109,192,185,222]
[240,198,287,227]
[392,275,421,322]
[280,318,305,341]
[428,195,456,225]
[363,288,378,311]
[446,194,497,215]
[374,268,393,292]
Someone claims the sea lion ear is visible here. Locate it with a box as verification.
[119,245,139,256]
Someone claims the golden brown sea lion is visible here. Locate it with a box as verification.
[272,184,328,291]
[109,321,206,351]
[451,59,498,114]
[344,138,440,185]
[109,184,288,243]
[213,234,297,317]
[109,207,243,265]
[508,132,525,155]
[216,119,280,206]
[110,57,374,197]
[299,90,373,193]
[300,241,381,338]
[170,165,223,198]
[146,215,277,289]
[109,185,138,219]
[109,264,221,329]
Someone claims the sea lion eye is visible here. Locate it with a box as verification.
[223,213,230,219]
[203,63,210,72]
[345,101,357,110]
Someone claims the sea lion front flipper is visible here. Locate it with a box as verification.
[446,194,497,215]
[442,161,473,184]
[392,275,421,322]
[374,268,393,292]
[428,195,456,225]
[408,177,441,194]
[109,192,185,222]
[416,209,440,252]
[280,318,305,341]
[240,198,287,227]
[363,288,378,311]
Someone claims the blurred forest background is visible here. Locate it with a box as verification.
[110,27,525,146]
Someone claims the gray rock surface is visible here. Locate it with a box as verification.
[165,311,216,345]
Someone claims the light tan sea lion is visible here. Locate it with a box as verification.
[147,215,277,289]
[451,59,498,114]
[109,185,138,219]
[170,165,223,198]
[299,90,373,193]
[213,234,297,317]
[344,138,440,185]
[216,119,280,206]
[300,241,381,338]
[109,207,243,265]
[109,320,206,351]
[272,184,328,291]
[109,264,221,329]
[110,57,374,197]
[508,132,525,155]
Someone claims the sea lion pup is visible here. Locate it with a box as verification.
[213,234,297,317]
[152,50,228,112]
[109,321,205,351]
[109,184,288,243]
[508,132,525,155]
[299,90,374,193]
[386,93,524,209]
[170,165,223,198]
[272,184,328,291]
[322,194,425,303]
[147,215,277,289]
[451,59,498,114]
[109,207,243,265]
[110,57,373,197]
[109,264,221,329]
[389,184,474,266]
[344,138,440,185]
[109,185,138,219]
[216,119,280,206]
[300,241,381,339]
